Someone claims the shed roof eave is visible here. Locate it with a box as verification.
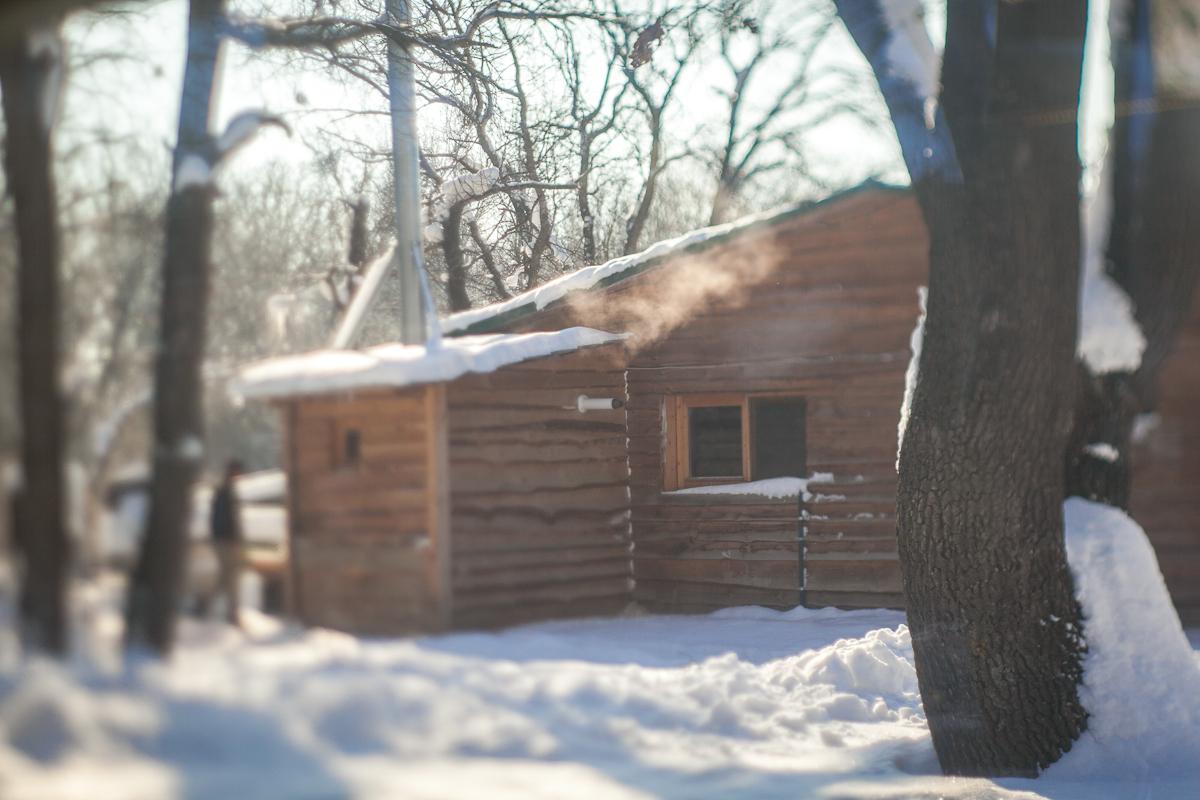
[231,327,628,402]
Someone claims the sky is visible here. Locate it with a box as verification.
[58,0,1114,229]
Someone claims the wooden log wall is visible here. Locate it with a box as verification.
[506,189,926,613]
[283,385,447,634]
[445,345,632,628]
[1131,292,1200,625]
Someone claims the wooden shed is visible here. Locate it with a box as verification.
[444,181,1200,623]
[444,183,925,613]
[234,328,632,634]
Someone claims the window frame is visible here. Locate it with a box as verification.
[332,418,365,471]
[663,392,805,491]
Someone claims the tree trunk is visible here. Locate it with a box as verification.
[0,20,68,655]
[469,219,511,300]
[708,176,735,226]
[623,109,661,255]
[896,1,1090,775]
[125,0,224,655]
[347,194,369,271]
[837,0,1091,775]
[577,133,596,264]
[442,204,471,311]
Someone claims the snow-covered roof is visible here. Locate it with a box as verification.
[232,327,626,400]
[236,469,286,503]
[441,180,908,336]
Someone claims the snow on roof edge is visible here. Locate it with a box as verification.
[441,180,910,336]
[232,327,627,401]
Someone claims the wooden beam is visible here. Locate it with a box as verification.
[425,383,452,629]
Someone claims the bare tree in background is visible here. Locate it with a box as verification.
[217,1,865,312]
[126,0,287,654]
[704,0,865,223]
[613,7,700,254]
[553,25,629,264]
[124,0,227,654]
[0,13,69,654]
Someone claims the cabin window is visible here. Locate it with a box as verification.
[333,423,363,469]
[343,429,362,464]
[688,405,743,478]
[665,394,806,489]
[750,397,807,480]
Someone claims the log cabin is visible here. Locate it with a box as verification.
[237,179,1200,633]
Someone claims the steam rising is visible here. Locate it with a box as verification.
[562,236,781,353]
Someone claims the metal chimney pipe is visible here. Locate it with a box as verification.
[387,0,426,345]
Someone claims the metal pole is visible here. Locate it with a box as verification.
[387,0,426,345]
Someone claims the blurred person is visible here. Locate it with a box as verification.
[209,459,244,626]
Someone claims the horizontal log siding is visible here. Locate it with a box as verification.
[1131,295,1200,625]
[284,386,442,634]
[445,346,633,628]
[508,189,925,613]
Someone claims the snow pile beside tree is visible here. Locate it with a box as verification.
[1049,498,1200,779]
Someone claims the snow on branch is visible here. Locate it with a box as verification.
[834,0,960,182]
[173,154,212,192]
[27,23,64,134]
[424,167,500,244]
[879,0,940,129]
[215,110,290,162]
[171,110,291,193]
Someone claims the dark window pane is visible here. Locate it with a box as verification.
[751,397,806,479]
[344,429,361,464]
[689,405,743,478]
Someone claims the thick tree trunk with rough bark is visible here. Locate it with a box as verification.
[0,20,68,655]
[125,0,224,655]
[837,0,1089,775]
[897,2,1090,775]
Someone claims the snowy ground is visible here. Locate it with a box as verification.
[1,502,1198,799]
